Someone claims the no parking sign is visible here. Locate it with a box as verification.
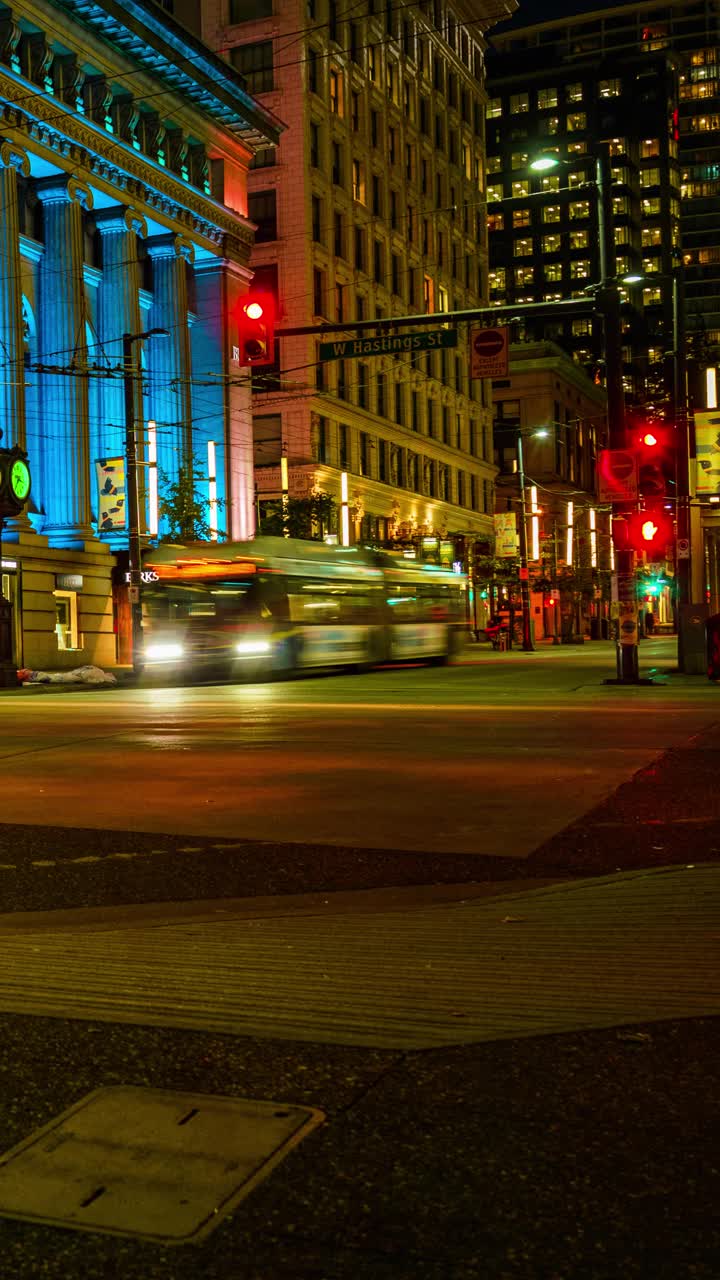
[470,326,509,378]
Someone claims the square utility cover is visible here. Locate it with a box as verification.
[0,1086,324,1244]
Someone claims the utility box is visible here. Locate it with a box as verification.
[679,603,710,675]
[707,613,720,681]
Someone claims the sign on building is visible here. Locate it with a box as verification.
[470,326,509,378]
[494,511,517,557]
[695,411,720,494]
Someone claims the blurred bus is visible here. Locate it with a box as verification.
[139,538,468,681]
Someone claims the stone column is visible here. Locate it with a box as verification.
[191,255,255,541]
[36,175,94,547]
[0,140,31,538]
[146,234,193,486]
[94,206,146,466]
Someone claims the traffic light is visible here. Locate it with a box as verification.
[627,507,674,559]
[634,424,676,499]
[237,291,275,366]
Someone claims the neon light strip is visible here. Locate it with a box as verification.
[147,419,158,537]
[566,500,574,565]
[589,507,597,568]
[340,471,350,547]
[530,485,539,561]
[707,367,718,411]
[207,439,218,541]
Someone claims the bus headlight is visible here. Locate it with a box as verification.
[235,639,272,657]
[144,642,185,662]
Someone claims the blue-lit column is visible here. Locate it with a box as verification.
[191,255,255,541]
[0,141,31,539]
[95,206,146,469]
[36,175,94,546]
[146,234,194,491]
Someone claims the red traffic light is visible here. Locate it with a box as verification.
[237,290,275,366]
[634,423,677,498]
[627,508,674,557]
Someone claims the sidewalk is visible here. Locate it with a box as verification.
[0,865,717,1278]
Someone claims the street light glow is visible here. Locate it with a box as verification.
[529,154,560,173]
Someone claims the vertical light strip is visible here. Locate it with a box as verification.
[565,500,574,565]
[530,485,540,561]
[340,471,350,546]
[589,507,597,567]
[280,454,290,538]
[707,367,718,410]
[147,419,158,537]
[207,439,218,541]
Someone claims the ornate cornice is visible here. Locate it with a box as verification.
[0,72,255,258]
[94,204,148,239]
[0,137,29,176]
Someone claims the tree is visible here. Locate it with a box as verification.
[157,456,224,543]
[257,492,337,540]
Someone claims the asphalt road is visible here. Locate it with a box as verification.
[1,639,717,860]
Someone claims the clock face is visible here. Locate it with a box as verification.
[10,458,30,502]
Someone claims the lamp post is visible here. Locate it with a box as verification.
[123,328,169,671]
[531,147,639,682]
[515,432,535,651]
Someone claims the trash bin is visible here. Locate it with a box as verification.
[707,613,720,681]
[679,604,710,675]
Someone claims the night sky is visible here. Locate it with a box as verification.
[496,0,634,31]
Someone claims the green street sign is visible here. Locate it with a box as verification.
[319,329,458,362]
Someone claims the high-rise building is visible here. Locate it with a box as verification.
[197,0,514,550]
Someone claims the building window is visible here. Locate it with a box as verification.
[334,210,344,257]
[250,146,276,170]
[569,229,588,248]
[354,225,365,270]
[315,415,328,464]
[247,189,277,241]
[310,121,320,168]
[486,97,502,118]
[313,267,326,316]
[544,262,563,281]
[514,236,533,256]
[352,158,365,202]
[339,424,349,469]
[542,205,561,223]
[512,208,531,228]
[566,83,583,102]
[311,194,322,243]
[231,41,274,93]
[542,233,561,253]
[307,46,320,94]
[230,0,273,17]
[332,142,343,185]
[329,67,342,115]
[54,591,80,651]
[570,259,590,279]
[569,201,590,220]
[599,78,621,97]
[510,93,529,113]
[567,112,587,132]
[537,86,558,109]
[358,362,369,409]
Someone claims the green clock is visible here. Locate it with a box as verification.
[10,458,30,503]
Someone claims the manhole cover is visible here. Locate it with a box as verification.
[0,1086,324,1244]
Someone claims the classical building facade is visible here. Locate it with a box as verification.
[193,0,514,552]
[0,0,281,669]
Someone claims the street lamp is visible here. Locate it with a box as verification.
[515,431,534,651]
[530,147,641,682]
[123,328,169,672]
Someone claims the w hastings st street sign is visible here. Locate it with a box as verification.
[318,329,458,361]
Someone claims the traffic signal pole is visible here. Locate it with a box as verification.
[596,145,641,684]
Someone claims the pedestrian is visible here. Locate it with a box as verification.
[645,609,655,635]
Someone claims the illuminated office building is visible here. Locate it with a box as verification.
[193,0,514,550]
